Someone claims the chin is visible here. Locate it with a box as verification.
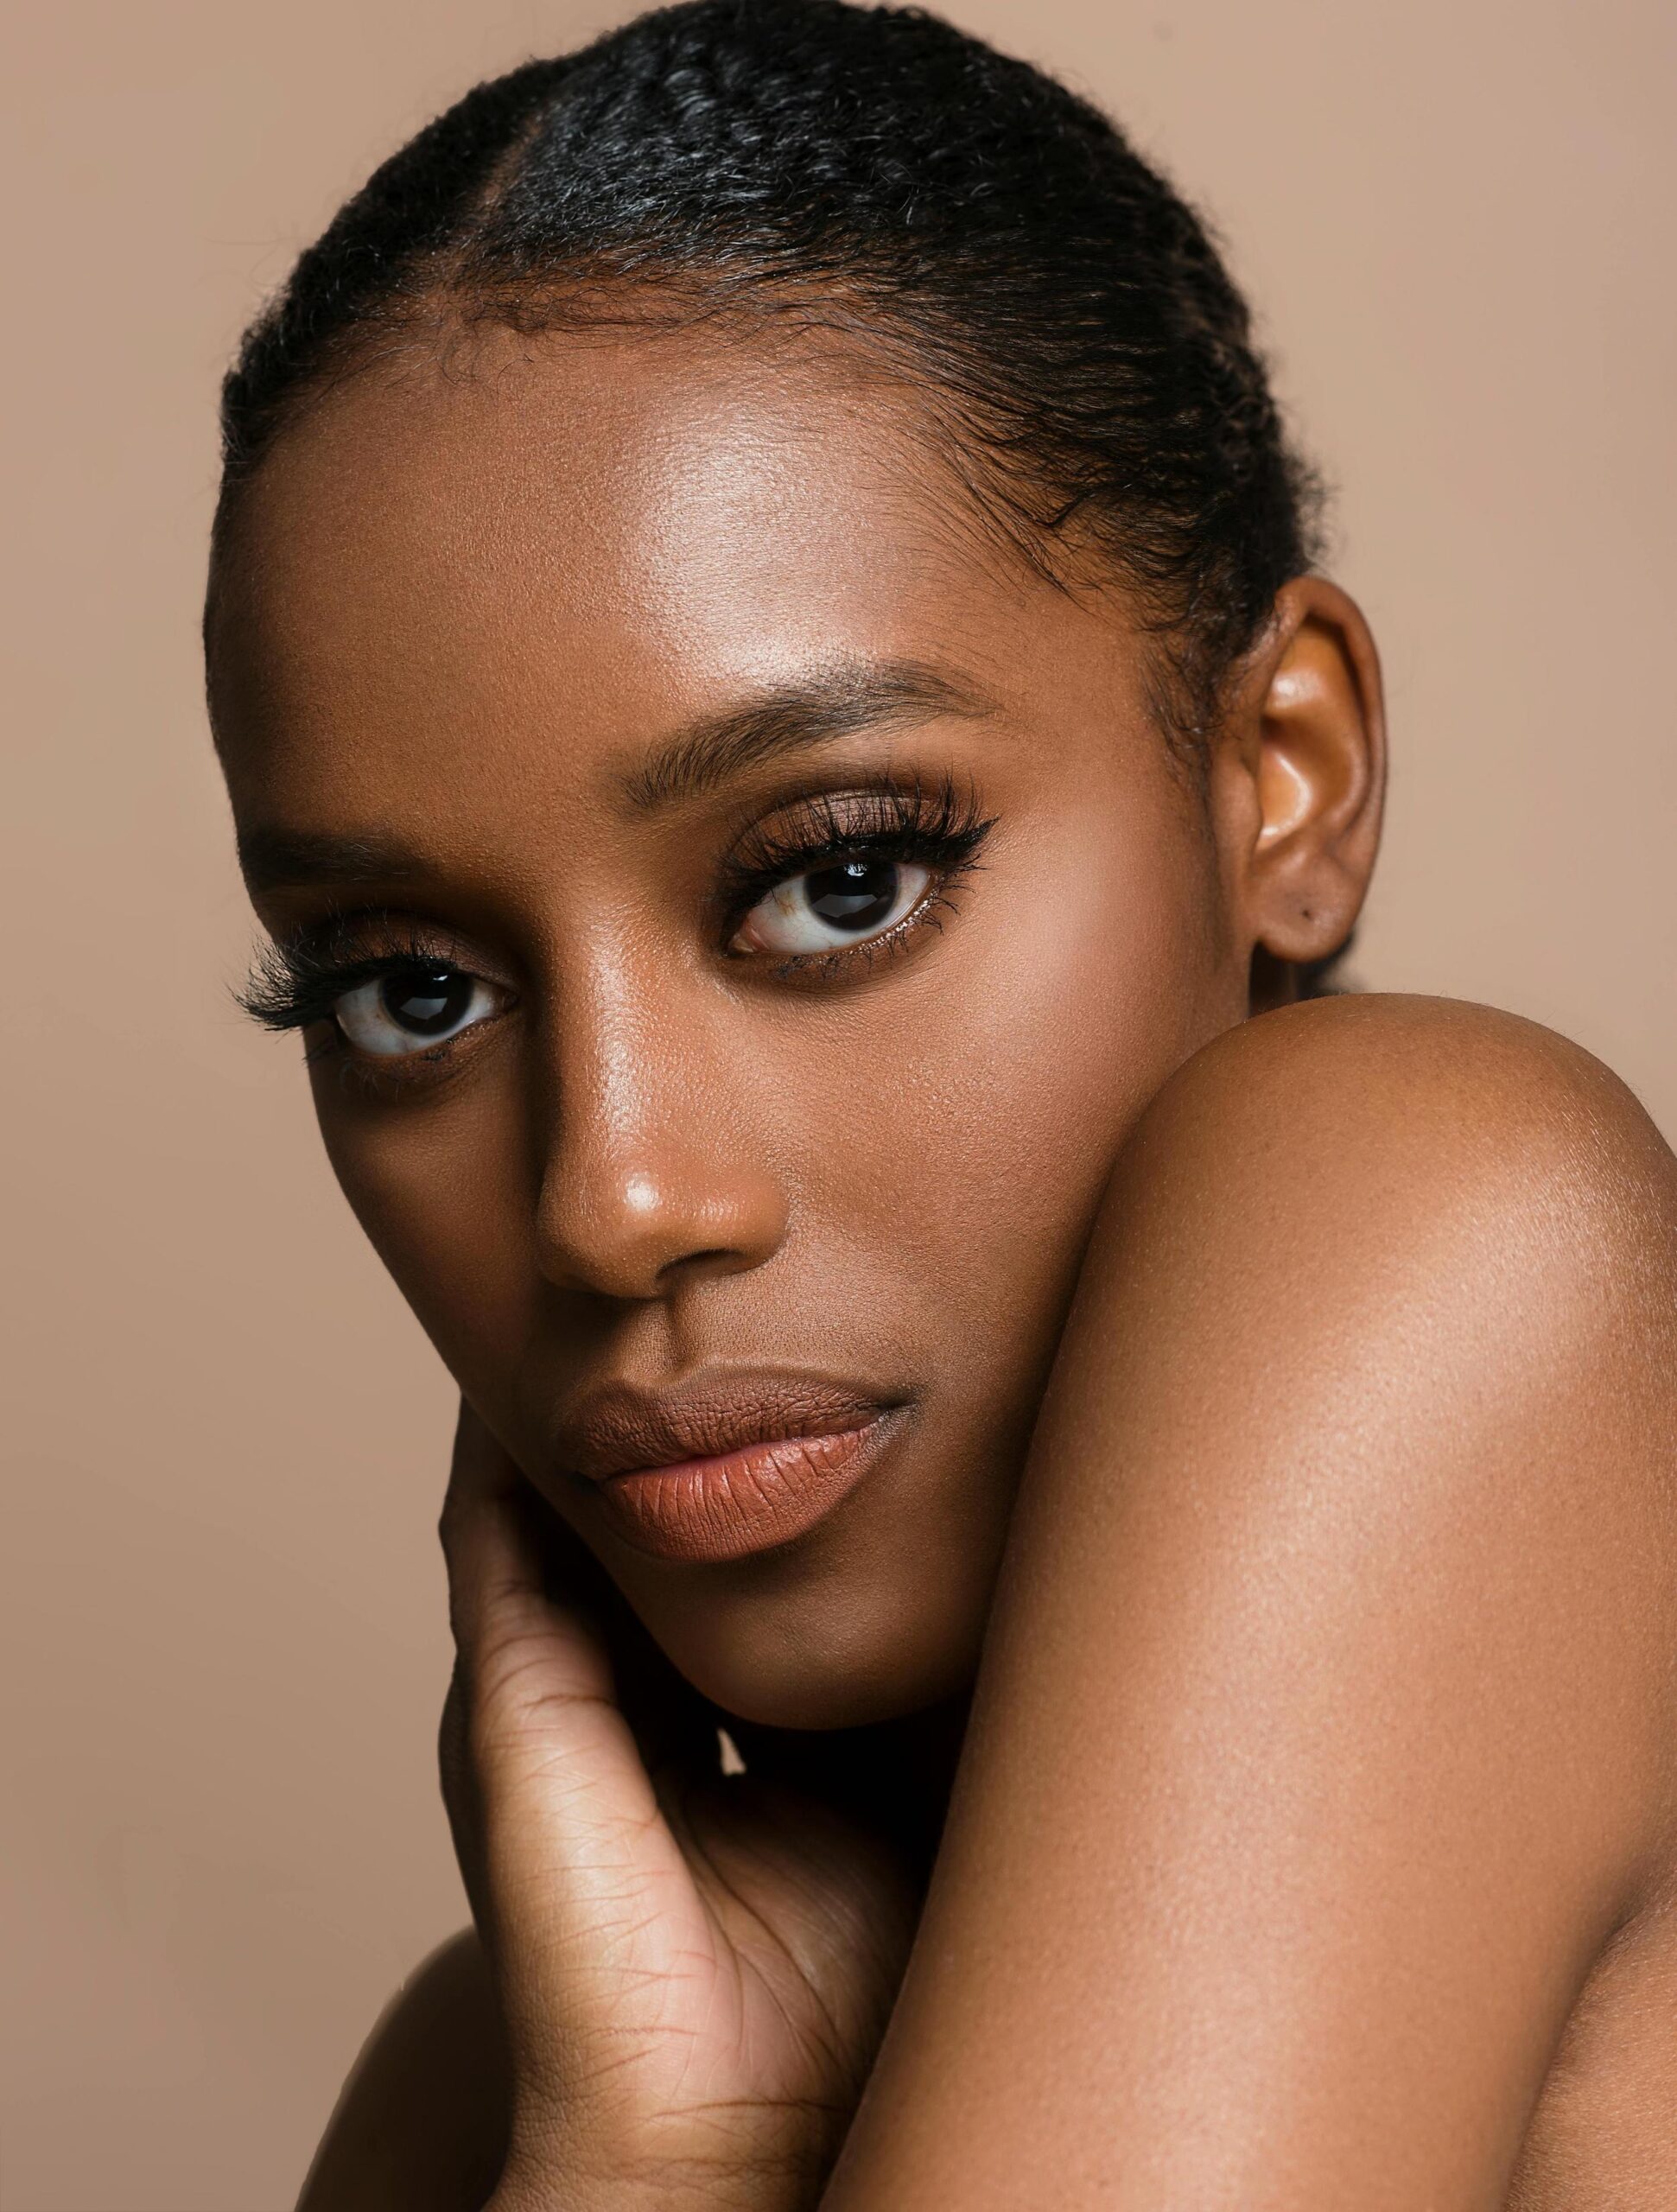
[637,1558,994,1733]
[564,1398,1025,1731]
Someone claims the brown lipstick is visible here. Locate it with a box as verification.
[557,1375,905,1563]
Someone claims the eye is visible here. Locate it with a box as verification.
[730,856,933,957]
[331,963,501,1057]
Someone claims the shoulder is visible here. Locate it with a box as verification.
[837,1004,1676,2202]
[295,1928,507,2212]
[1083,995,1677,1567]
[1038,991,1677,1896]
[987,995,1677,1964]
[1154,990,1673,1190]
[1120,993,1676,1339]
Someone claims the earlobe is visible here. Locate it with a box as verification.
[1222,576,1387,973]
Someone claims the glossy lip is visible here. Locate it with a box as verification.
[556,1374,907,1564]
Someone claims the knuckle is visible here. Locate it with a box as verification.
[436,1493,463,1554]
[437,1668,472,1788]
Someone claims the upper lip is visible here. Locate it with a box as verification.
[555,1370,895,1484]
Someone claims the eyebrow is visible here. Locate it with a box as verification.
[619,660,995,812]
[237,661,995,892]
[237,829,428,895]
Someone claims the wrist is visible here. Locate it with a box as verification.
[489,2181,806,2212]
[488,2099,829,2212]
[489,2152,821,2212]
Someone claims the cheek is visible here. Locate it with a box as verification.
[788,798,1229,1302]
[304,792,1230,1452]
[311,1071,542,1404]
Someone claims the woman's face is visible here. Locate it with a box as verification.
[211,322,1251,1727]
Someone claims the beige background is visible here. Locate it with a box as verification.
[3,1,1673,2205]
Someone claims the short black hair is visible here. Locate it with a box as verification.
[211,0,1324,760]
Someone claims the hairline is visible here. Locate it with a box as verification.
[206,271,1232,795]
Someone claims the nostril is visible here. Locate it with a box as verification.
[657,1244,751,1287]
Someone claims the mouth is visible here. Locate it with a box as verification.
[556,1375,907,1564]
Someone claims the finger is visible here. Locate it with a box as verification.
[440,1401,620,1712]
[441,1401,591,1650]
[438,1655,490,1922]
[601,1597,733,1783]
[444,1402,736,1782]
[436,1402,689,1950]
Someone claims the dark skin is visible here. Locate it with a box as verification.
[210,319,1677,2210]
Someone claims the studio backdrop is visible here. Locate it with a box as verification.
[3,2,1672,2206]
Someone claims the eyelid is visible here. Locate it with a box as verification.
[715,772,994,918]
[239,914,512,1036]
[715,771,995,978]
[240,777,993,1040]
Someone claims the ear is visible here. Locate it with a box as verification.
[1208,576,1386,995]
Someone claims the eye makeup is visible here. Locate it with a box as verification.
[715,767,996,978]
[239,767,998,1070]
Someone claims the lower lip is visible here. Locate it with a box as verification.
[590,1413,900,1564]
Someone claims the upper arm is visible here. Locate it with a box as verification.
[295,1927,508,2212]
[824,996,1677,2211]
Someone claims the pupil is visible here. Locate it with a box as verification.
[380,965,468,1035]
[806,858,898,933]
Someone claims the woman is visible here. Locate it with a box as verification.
[206,2,1677,2204]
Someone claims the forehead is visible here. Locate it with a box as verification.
[209,321,1151,828]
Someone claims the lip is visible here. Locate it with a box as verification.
[556,1375,905,1564]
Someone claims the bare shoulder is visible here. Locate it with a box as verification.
[1089,993,1677,1584]
[1167,991,1671,1179]
[1127,992,1676,1324]
[845,1010,1675,2201]
[295,1928,507,2212]
[1050,990,1677,1891]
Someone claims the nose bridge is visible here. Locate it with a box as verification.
[530,950,786,1300]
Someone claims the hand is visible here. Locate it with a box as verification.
[438,1402,925,2212]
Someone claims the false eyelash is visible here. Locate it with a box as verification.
[239,774,996,1039]
[715,769,997,934]
[238,916,465,1036]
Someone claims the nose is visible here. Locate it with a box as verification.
[530,976,789,1302]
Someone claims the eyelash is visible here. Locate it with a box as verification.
[240,772,996,1049]
[239,921,472,1046]
[715,770,996,978]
